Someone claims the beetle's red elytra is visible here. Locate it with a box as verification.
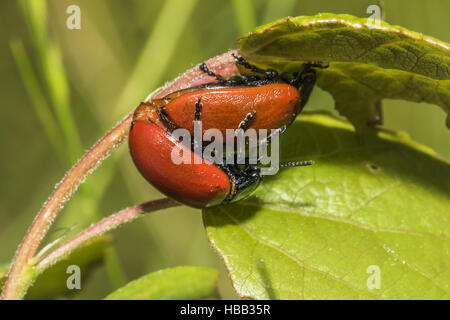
[129,120,231,208]
[158,83,300,137]
[128,54,323,208]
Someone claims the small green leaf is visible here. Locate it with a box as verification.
[0,263,9,289]
[105,266,219,300]
[25,235,112,299]
[1,236,111,299]
[204,113,450,300]
[239,13,450,132]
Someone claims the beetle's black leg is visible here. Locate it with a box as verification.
[309,62,329,69]
[238,110,257,130]
[257,125,287,162]
[291,62,328,87]
[199,63,227,84]
[290,61,329,114]
[262,125,286,145]
[232,53,278,80]
[194,97,202,121]
[190,97,204,152]
[158,107,177,132]
[296,70,317,114]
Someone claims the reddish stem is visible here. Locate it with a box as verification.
[1,113,133,300]
[36,198,179,273]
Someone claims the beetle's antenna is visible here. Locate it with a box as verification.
[199,63,227,84]
[232,53,278,79]
[280,160,314,168]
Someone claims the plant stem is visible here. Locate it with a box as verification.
[1,50,238,300]
[35,198,179,274]
[1,113,132,300]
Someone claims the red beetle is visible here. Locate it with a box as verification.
[128,55,322,208]
[146,54,326,136]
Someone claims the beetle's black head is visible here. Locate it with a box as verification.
[217,159,315,205]
[218,163,262,204]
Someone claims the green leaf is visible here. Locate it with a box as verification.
[0,263,9,289]
[105,266,219,300]
[24,235,111,299]
[204,112,450,300]
[238,13,450,132]
[1,236,111,299]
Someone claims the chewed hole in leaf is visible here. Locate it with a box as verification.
[365,161,382,174]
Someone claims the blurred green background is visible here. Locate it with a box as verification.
[0,0,448,299]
